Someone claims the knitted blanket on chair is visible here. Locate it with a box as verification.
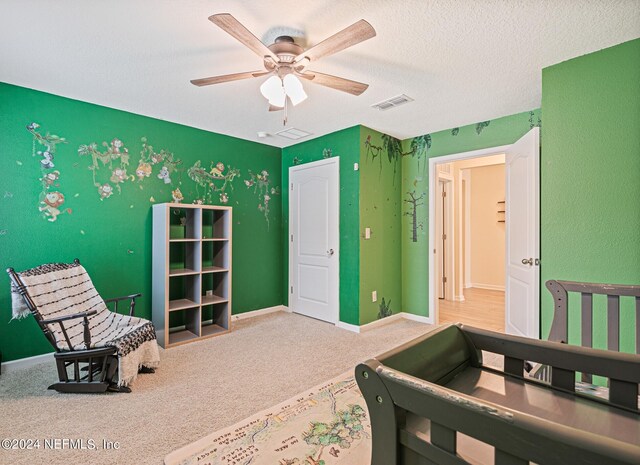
[11,262,160,386]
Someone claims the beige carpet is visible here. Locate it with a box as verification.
[0,311,434,465]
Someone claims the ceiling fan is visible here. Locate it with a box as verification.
[191,14,376,121]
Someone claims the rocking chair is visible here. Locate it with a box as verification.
[7,259,160,393]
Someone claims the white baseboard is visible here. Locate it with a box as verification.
[401,312,434,325]
[232,305,289,321]
[469,283,505,292]
[1,351,53,374]
[336,312,433,333]
[335,321,361,333]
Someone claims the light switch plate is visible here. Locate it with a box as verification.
[354,162,359,171]
[372,290,377,302]
[365,227,371,239]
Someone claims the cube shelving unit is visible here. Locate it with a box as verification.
[152,203,232,348]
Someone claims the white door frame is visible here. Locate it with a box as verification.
[436,174,454,301]
[288,157,340,324]
[429,145,511,325]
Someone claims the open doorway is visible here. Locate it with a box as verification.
[433,154,506,332]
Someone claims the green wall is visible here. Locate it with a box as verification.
[0,83,282,362]
[541,38,640,351]
[281,127,360,325]
[401,110,542,318]
[359,127,403,324]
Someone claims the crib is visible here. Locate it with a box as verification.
[356,323,640,465]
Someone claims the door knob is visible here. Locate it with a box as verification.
[521,258,533,266]
[327,248,335,257]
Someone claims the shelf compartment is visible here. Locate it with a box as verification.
[201,302,229,337]
[169,268,199,277]
[202,272,229,302]
[202,209,230,240]
[168,306,201,345]
[202,241,230,269]
[169,241,201,273]
[169,274,201,307]
[170,207,201,240]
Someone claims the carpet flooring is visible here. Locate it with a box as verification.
[0,311,434,465]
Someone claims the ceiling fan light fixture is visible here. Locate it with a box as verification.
[260,75,286,108]
[283,74,307,106]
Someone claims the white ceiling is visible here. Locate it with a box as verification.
[1,1,639,148]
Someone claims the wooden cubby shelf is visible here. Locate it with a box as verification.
[152,203,232,348]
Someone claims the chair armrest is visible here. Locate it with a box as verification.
[104,293,142,316]
[40,309,97,351]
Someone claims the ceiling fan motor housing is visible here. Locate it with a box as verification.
[267,36,304,65]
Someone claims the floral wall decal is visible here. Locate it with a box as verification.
[404,190,426,242]
[451,127,460,136]
[187,160,240,204]
[78,138,131,200]
[244,169,280,229]
[377,297,392,319]
[529,111,542,129]
[138,137,182,187]
[475,121,491,134]
[322,148,333,159]
[27,122,71,221]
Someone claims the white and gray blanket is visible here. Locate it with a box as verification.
[11,262,160,386]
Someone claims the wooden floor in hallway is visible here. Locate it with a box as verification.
[438,287,505,333]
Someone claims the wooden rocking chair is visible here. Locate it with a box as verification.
[7,259,160,393]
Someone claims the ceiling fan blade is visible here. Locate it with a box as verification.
[190,71,266,87]
[209,14,278,61]
[294,19,375,63]
[299,71,369,96]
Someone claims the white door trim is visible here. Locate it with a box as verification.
[429,145,511,325]
[288,157,340,324]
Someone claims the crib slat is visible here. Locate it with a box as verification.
[504,356,524,377]
[609,379,639,410]
[580,293,593,383]
[551,367,575,391]
[495,449,527,465]
[431,422,457,454]
[399,429,468,465]
[607,295,620,352]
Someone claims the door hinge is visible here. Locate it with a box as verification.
[290,183,293,191]
[290,234,294,242]
[290,286,293,294]
[442,234,446,240]
[442,190,446,197]
[443,276,447,283]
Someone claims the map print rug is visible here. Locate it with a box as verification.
[165,372,371,465]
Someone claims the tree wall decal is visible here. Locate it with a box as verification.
[404,190,425,242]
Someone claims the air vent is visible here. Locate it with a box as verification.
[371,94,414,111]
[275,128,312,140]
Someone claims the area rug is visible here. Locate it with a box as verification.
[164,372,370,465]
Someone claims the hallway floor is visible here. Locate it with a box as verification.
[438,287,505,332]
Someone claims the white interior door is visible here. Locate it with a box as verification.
[505,127,540,338]
[289,158,339,323]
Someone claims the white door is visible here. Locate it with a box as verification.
[505,127,540,338]
[289,158,339,323]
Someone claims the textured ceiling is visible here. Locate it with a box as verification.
[1,1,639,147]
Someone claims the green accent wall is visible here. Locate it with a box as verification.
[541,38,640,351]
[281,127,360,325]
[359,127,402,324]
[401,110,542,318]
[0,83,282,362]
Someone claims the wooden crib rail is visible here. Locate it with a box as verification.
[546,280,640,357]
